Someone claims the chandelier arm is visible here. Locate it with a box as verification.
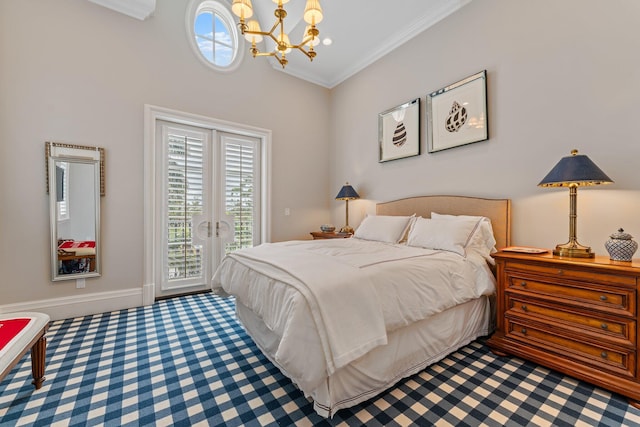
[244,30,271,37]
[253,50,286,66]
[254,51,276,58]
[292,45,314,60]
[266,17,281,35]
[297,35,315,47]
[290,41,312,50]
[267,33,281,45]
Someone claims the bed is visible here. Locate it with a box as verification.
[212,195,511,417]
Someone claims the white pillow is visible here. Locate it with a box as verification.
[407,217,483,256]
[354,215,415,244]
[431,212,497,262]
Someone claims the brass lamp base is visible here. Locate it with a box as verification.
[340,226,354,234]
[553,241,595,258]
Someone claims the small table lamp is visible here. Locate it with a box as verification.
[538,149,613,258]
[335,182,360,234]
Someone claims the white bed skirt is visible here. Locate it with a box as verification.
[236,295,492,417]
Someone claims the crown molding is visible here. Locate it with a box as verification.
[88,0,156,21]
[282,0,472,89]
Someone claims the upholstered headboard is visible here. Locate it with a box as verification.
[376,195,512,250]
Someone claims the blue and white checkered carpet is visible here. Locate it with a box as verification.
[2,293,640,426]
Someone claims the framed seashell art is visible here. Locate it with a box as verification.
[426,70,488,153]
[379,98,420,162]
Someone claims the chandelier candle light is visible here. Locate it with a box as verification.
[231,0,323,68]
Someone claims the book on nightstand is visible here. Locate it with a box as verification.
[501,246,548,254]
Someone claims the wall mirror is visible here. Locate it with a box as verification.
[46,142,104,281]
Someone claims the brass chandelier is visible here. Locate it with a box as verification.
[231,0,323,68]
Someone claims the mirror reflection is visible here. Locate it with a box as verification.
[49,157,101,281]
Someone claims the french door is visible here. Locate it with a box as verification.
[154,120,261,298]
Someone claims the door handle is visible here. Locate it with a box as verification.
[192,215,211,243]
[216,214,236,243]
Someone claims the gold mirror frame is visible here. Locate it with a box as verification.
[45,142,105,196]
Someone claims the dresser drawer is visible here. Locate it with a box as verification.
[489,252,640,405]
[506,274,635,317]
[506,295,636,346]
[506,319,636,378]
[506,261,637,287]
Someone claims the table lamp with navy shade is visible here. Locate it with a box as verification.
[538,149,613,258]
[335,183,360,234]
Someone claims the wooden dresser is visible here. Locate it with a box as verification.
[487,251,640,408]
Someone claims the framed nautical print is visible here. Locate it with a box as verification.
[427,70,488,153]
[379,98,420,162]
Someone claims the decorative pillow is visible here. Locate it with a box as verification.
[354,214,415,244]
[407,217,482,256]
[430,212,497,262]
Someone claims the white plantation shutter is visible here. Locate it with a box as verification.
[161,124,210,289]
[221,134,260,254]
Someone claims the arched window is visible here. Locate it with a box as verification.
[186,0,243,72]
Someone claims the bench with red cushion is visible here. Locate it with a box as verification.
[0,312,50,389]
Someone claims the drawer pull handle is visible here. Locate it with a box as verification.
[521,328,527,335]
[601,323,608,330]
[521,304,528,312]
[557,269,564,275]
[601,351,608,359]
[600,295,608,301]
[520,281,527,287]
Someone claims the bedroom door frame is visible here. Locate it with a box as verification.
[143,104,272,304]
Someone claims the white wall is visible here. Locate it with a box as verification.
[329,0,640,254]
[2,0,639,318]
[0,0,331,313]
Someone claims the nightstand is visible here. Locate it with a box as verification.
[487,251,640,408]
[310,231,352,240]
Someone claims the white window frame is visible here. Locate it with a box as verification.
[185,0,244,73]
[143,104,271,305]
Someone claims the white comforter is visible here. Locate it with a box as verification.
[211,238,495,391]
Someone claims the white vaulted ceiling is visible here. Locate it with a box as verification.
[249,0,472,88]
[88,0,472,88]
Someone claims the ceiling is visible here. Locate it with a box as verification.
[250,0,473,88]
[88,0,472,89]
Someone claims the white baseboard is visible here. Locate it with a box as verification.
[0,288,148,321]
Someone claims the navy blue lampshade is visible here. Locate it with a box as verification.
[335,183,360,200]
[538,150,613,187]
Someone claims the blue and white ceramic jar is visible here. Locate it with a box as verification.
[605,228,638,261]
